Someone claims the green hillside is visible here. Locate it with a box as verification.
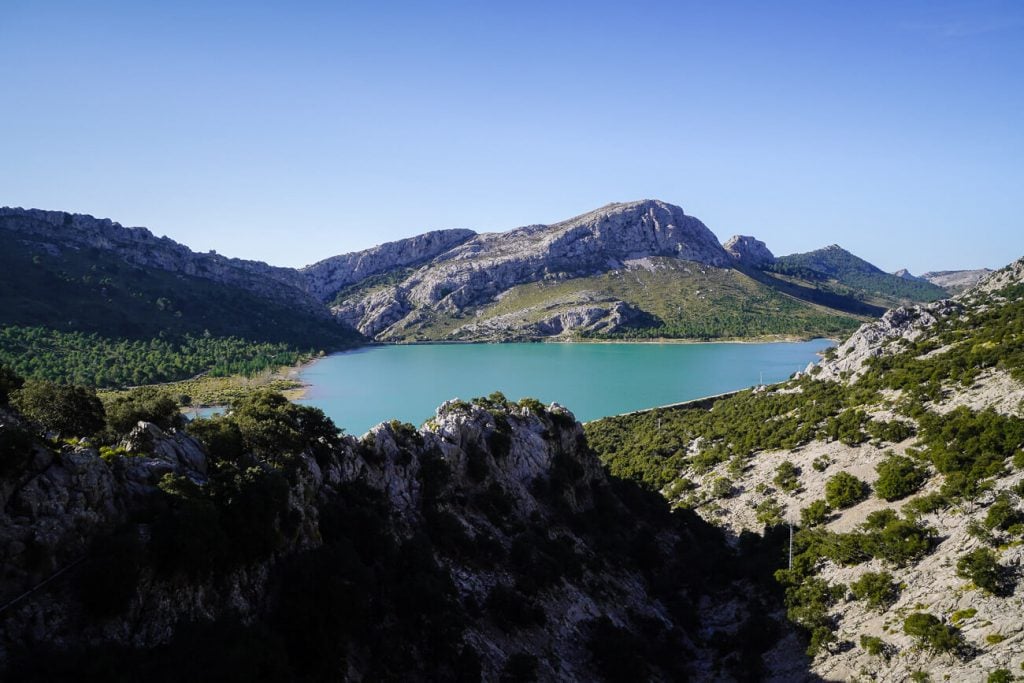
[772,245,949,304]
[0,230,363,387]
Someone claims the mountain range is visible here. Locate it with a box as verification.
[0,200,987,385]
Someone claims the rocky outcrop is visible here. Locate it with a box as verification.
[0,398,752,680]
[892,268,923,281]
[972,257,1024,296]
[921,268,994,291]
[723,235,775,268]
[333,200,732,339]
[300,229,476,302]
[814,300,960,381]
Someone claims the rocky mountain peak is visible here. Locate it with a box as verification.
[723,234,775,268]
[892,268,922,281]
[331,199,734,339]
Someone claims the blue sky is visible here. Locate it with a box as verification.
[1,1,1021,273]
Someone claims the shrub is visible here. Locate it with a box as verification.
[755,499,786,528]
[849,571,900,612]
[988,669,1012,683]
[984,493,1023,531]
[875,454,928,501]
[903,612,960,652]
[824,472,869,509]
[870,518,934,567]
[517,397,546,415]
[710,476,734,499]
[12,379,105,437]
[773,461,802,492]
[902,492,948,519]
[104,386,183,436]
[859,634,888,657]
[956,548,1006,595]
[800,499,831,527]
[867,419,916,443]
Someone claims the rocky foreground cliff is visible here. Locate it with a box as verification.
[0,386,802,681]
[588,256,1024,681]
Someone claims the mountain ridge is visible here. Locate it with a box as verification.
[0,200,959,355]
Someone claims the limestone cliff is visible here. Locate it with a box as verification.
[331,200,733,339]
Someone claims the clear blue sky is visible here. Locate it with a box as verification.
[1,1,1021,274]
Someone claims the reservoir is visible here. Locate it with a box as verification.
[297,340,833,435]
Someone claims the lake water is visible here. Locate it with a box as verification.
[296,340,833,436]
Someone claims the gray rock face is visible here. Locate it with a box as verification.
[723,235,775,268]
[334,199,731,339]
[892,268,923,281]
[925,267,997,292]
[815,301,959,381]
[300,229,476,302]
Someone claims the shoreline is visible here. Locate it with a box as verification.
[379,334,838,346]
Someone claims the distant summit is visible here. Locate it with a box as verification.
[772,245,949,304]
[723,235,775,268]
[892,268,924,281]
[920,268,993,293]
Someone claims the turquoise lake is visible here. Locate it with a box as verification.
[296,340,833,435]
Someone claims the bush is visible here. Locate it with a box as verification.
[824,472,869,509]
[773,461,802,492]
[867,419,916,443]
[988,670,1012,683]
[104,387,183,436]
[755,499,786,527]
[903,612,960,652]
[710,476,734,499]
[870,518,934,567]
[12,379,105,437]
[849,571,900,612]
[956,548,1007,595]
[902,492,948,519]
[984,493,1023,531]
[859,634,889,657]
[875,454,928,501]
[800,499,830,527]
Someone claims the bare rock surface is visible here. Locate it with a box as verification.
[332,200,732,339]
[724,234,775,268]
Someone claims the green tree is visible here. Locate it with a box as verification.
[903,613,960,653]
[103,386,182,436]
[773,460,802,492]
[824,472,869,509]
[849,571,900,611]
[956,548,1006,595]
[800,499,831,527]
[875,453,928,501]
[12,379,105,437]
